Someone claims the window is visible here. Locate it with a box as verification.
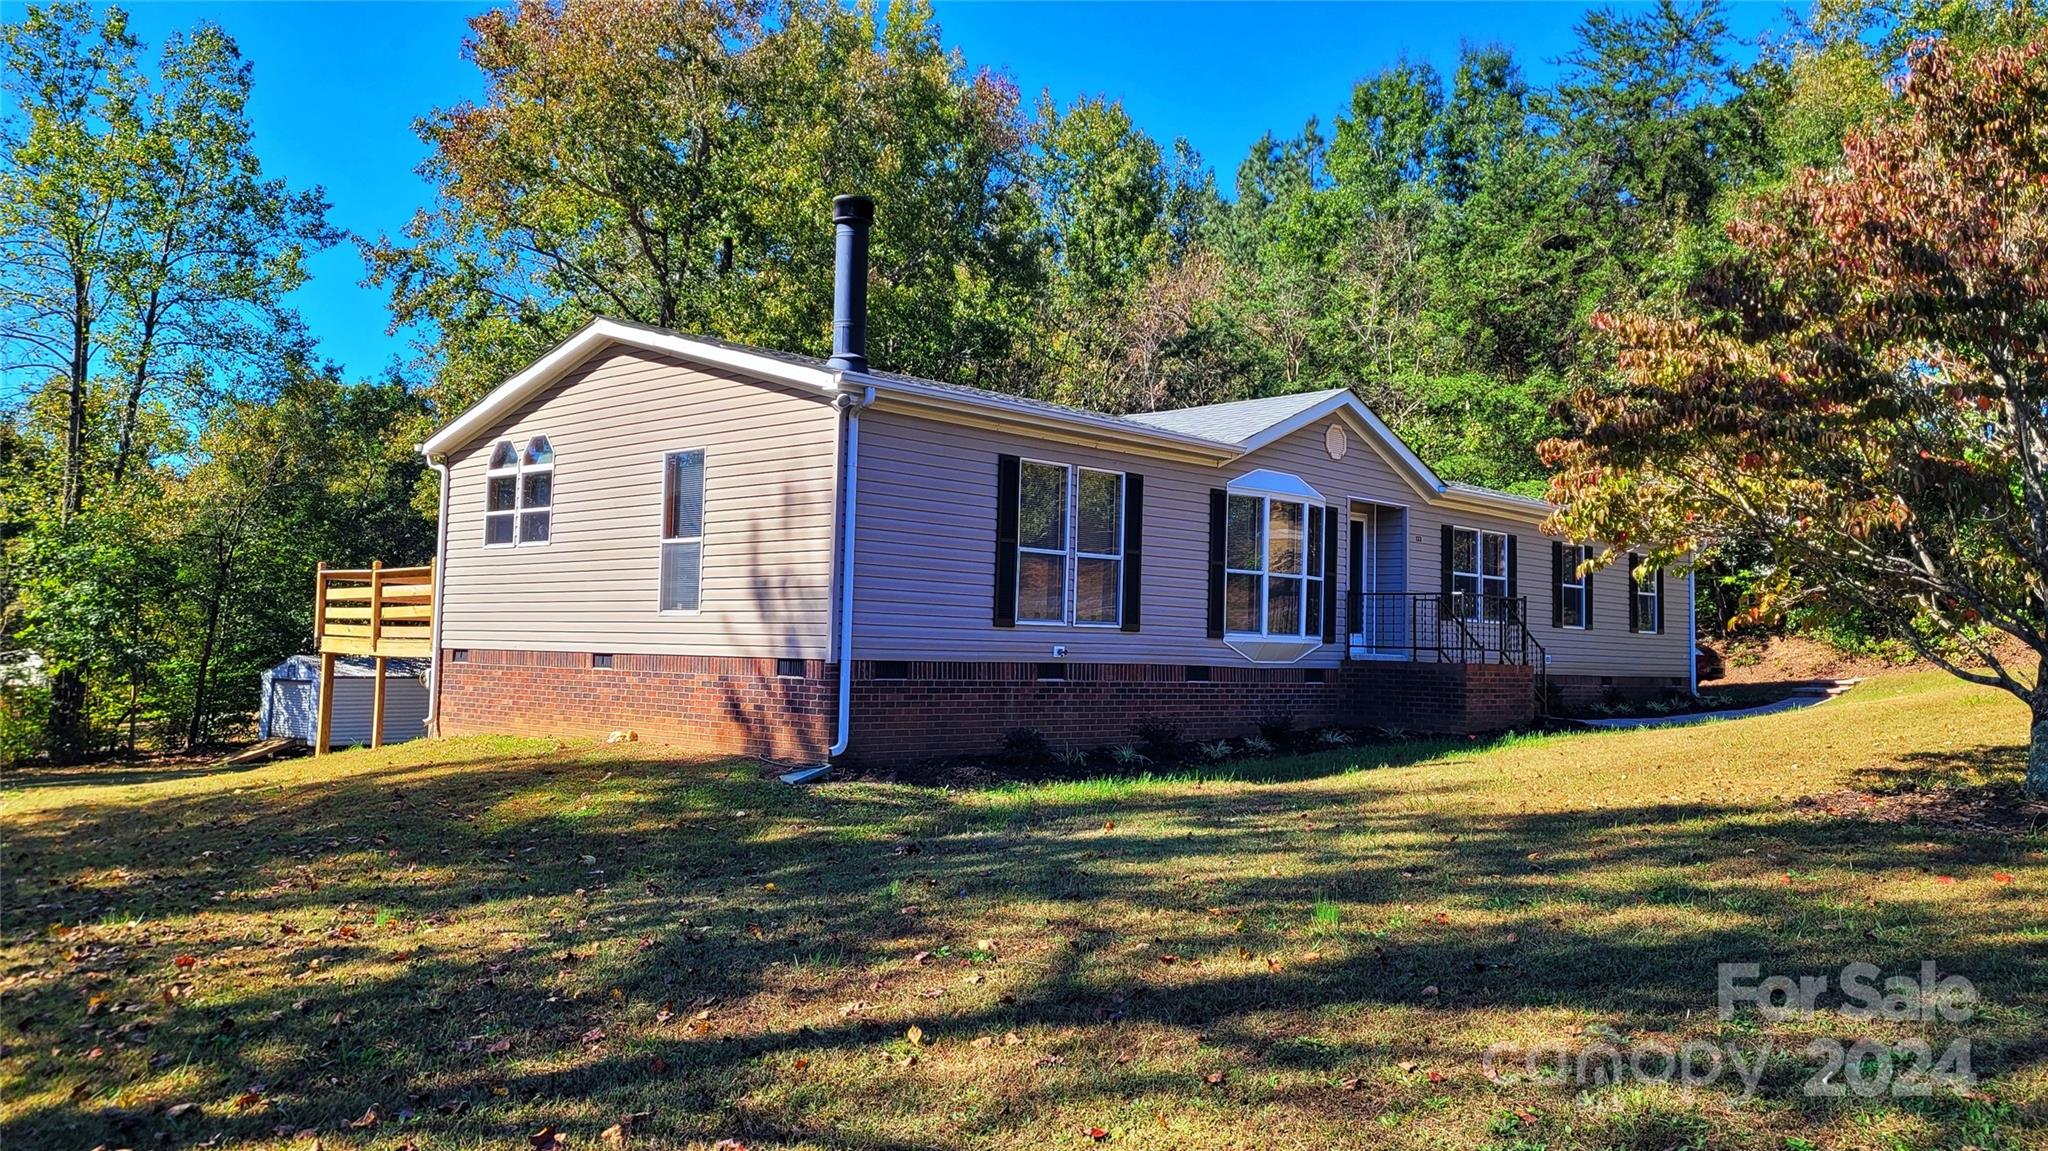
[775,658,805,679]
[1558,544,1591,629]
[1635,564,1661,633]
[1450,526,1508,620]
[1016,460,1124,626]
[661,449,705,612]
[484,436,555,546]
[1225,494,1324,638]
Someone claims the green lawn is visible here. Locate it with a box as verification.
[3,670,2043,1150]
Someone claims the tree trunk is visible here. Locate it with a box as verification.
[2032,677,2048,801]
[184,533,233,750]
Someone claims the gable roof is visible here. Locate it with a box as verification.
[417,316,1551,520]
[1123,389,1348,443]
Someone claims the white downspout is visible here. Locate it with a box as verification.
[1687,569,1699,696]
[425,454,453,734]
[822,385,874,764]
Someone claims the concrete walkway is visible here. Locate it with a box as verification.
[1570,679,1861,731]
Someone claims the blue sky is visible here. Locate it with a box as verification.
[104,1,1793,381]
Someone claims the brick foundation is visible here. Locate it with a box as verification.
[436,649,833,761]
[1548,672,1694,713]
[843,661,1347,763]
[1342,660,1537,735]
[435,650,1538,765]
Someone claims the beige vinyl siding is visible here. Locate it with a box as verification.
[438,346,838,659]
[852,402,1690,679]
[1408,506,1690,678]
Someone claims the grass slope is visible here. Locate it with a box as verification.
[3,671,2043,1150]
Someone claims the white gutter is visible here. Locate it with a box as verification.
[825,385,875,762]
[424,454,454,733]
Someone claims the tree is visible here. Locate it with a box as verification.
[369,0,1039,411]
[1541,31,2048,797]
[1,2,337,760]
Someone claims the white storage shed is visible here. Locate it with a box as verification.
[257,654,430,748]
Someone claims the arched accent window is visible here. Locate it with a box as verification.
[484,435,554,546]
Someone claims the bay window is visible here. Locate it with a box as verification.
[1225,493,1324,638]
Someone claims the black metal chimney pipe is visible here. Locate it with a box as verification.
[827,194,874,373]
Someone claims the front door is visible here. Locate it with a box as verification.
[1348,516,1368,653]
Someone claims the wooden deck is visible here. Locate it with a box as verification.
[312,561,434,754]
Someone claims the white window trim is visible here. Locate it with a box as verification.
[1450,525,1508,621]
[658,447,705,617]
[483,435,554,548]
[1222,486,1325,656]
[1559,543,1590,630]
[1636,564,1661,633]
[1015,458,1125,629]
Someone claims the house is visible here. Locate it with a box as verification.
[418,196,1693,764]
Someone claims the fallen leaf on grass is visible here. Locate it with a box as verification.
[1936,875,1957,885]
[349,1106,378,1129]
[1427,1069,1446,1084]
[905,1025,926,1047]
[173,955,196,969]
[1202,1071,1225,1086]
[711,1142,748,1151]
[1994,872,2015,884]
[601,1124,625,1146]
[529,1127,567,1151]
[1338,1076,1362,1090]
[1082,1127,1110,1142]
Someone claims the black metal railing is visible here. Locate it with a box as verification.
[1346,590,1547,669]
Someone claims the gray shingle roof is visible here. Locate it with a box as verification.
[1120,388,1350,444]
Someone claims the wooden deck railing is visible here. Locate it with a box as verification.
[311,561,434,754]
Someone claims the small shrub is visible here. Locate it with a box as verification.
[1000,726,1053,766]
[1133,721,1184,762]
[1107,744,1152,769]
[1256,707,1298,746]
[1312,727,1353,748]
[1052,745,1089,771]
[1238,734,1275,756]
[1194,740,1234,763]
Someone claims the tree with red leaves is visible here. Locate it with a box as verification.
[1542,30,2048,798]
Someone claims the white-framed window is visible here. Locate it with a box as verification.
[485,435,554,546]
[1017,459,1124,626]
[1559,543,1591,629]
[1450,525,1507,620]
[660,449,705,613]
[1635,564,1660,633]
[1224,493,1324,638]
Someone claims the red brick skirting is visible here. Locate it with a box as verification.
[436,650,1537,765]
[436,649,833,761]
[1548,672,1693,711]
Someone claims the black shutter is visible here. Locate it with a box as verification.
[1506,535,1519,603]
[1551,541,1565,628]
[993,454,1019,627]
[1207,490,1227,638]
[1439,524,1455,614]
[1627,551,1642,633]
[1321,505,1339,644]
[1656,567,1667,634]
[1121,473,1144,632]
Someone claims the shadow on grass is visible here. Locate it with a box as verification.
[3,736,2041,1149]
